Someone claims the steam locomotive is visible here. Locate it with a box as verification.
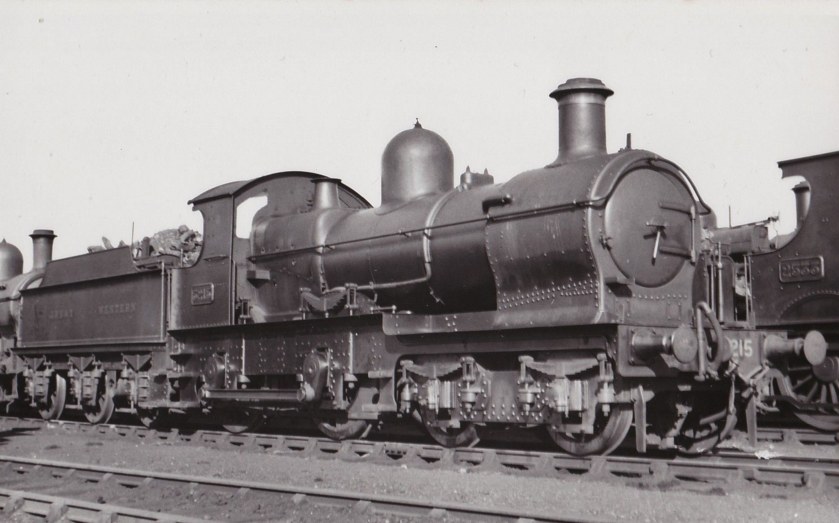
[0,78,834,456]
[722,151,839,432]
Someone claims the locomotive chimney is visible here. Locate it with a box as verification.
[792,181,811,229]
[30,229,56,271]
[312,178,341,209]
[549,78,614,165]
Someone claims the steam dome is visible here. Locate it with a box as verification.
[381,121,454,205]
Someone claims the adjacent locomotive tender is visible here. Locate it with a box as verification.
[0,78,832,455]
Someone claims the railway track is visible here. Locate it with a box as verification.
[3,413,836,447]
[0,455,594,523]
[0,486,210,523]
[1,415,837,495]
[749,426,839,446]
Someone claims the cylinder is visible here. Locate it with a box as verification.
[30,229,56,270]
[312,178,341,209]
[792,181,811,229]
[549,78,614,165]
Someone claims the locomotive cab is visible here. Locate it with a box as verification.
[170,171,371,329]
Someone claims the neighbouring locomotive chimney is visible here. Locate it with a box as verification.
[381,121,454,206]
[549,78,614,165]
[312,178,341,209]
[30,229,56,271]
[792,181,811,229]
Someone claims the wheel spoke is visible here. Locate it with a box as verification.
[792,375,814,392]
[785,358,839,431]
[805,382,819,401]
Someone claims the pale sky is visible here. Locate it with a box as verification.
[2,0,838,268]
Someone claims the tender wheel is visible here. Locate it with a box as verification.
[547,406,633,456]
[137,407,169,429]
[778,356,839,432]
[220,407,264,434]
[315,415,370,441]
[83,387,115,425]
[37,374,67,421]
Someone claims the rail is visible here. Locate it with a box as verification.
[0,455,600,523]
[1,416,837,493]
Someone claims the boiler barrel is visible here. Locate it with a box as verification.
[321,185,498,313]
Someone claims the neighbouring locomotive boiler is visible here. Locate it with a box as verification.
[0,78,829,456]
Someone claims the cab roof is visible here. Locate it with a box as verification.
[188,171,371,207]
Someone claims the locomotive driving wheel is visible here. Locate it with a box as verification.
[425,422,479,448]
[420,409,480,448]
[547,406,633,456]
[37,374,67,421]
[777,355,839,432]
[314,414,370,441]
[675,386,737,455]
[83,381,115,425]
[220,407,264,434]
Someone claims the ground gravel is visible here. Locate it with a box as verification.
[0,422,836,522]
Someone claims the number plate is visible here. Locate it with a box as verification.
[191,283,215,305]
[779,256,824,283]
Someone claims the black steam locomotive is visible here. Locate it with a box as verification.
[737,152,839,432]
[0,78,833,455]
